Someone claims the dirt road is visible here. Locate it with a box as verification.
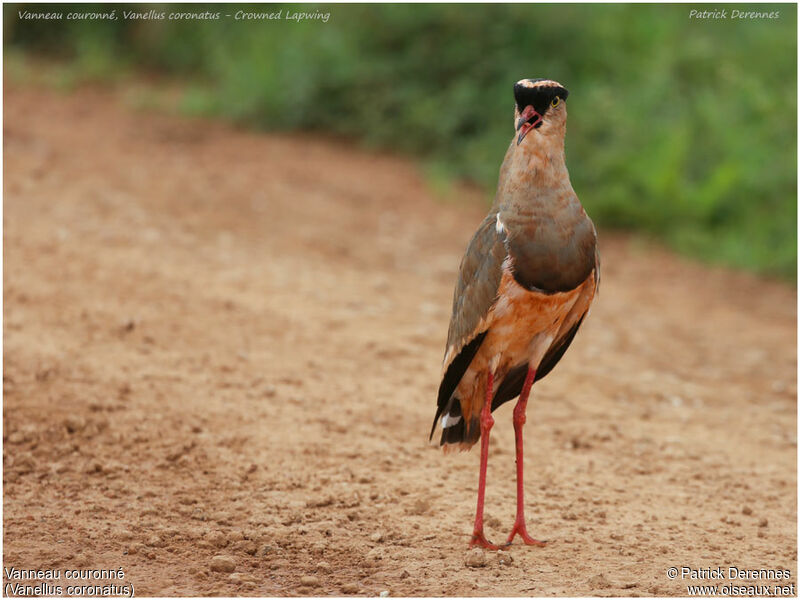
[3,84,797,596]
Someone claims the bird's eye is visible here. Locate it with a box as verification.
[551,97,560,108]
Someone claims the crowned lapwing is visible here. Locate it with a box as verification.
[431,79,599,549]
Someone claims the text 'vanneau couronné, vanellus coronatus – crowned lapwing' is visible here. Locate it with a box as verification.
[431,78,599,550]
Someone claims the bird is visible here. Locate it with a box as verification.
[430,78,599,550]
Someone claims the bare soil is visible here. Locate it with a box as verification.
[3,84,797,596]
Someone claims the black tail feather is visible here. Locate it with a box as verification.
[440,416,466,445]
[435,398,481,447]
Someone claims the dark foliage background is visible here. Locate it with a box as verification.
[5,3,797,277]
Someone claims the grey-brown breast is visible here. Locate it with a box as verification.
[499,195,596,294]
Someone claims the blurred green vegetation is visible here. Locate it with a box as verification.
[5,3,797,278]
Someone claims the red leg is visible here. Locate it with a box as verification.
[470,369,500,550]
[505,367,546,547]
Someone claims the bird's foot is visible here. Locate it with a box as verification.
[469,530,502,550]
[505,521,547,547]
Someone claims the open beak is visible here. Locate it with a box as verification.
[516,105,542,145]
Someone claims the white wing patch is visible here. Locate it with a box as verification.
[495,214,505,234]
[441,414,462,428]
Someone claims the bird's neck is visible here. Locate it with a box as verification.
[497,130,574,213]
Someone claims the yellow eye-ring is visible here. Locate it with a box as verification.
[551,97,560,108]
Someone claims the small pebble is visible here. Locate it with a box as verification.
[127,543,145,555]
[380,591,390,597]
[409,498,430,515]
[209,555,235,573]
[589,573,611,589]
[83,461,103,475]
[464,548,487,568]
[341,583,360,594]
[365,548,384,561]
[370,532,384,543]
[8,431,26,444]
[228,572,253,584]
[759,518,769,528]
[300,575,320,587]
[742,506,753,516]
[64,415,86,434]
[316,561,332,573]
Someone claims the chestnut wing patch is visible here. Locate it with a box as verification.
[491,316,585,411]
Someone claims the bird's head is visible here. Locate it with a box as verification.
[513,78,569,145]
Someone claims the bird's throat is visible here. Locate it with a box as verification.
[508,134,569,198]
